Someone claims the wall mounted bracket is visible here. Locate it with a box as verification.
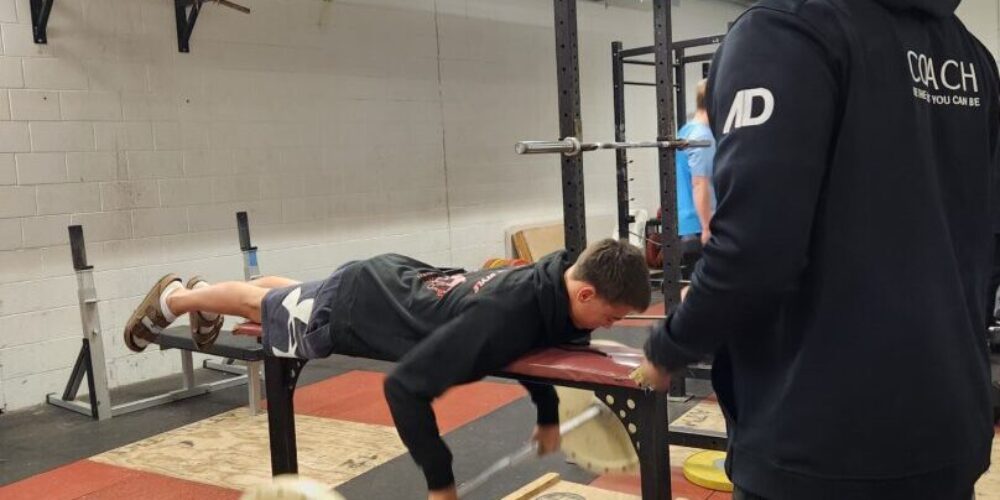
[175,0,249,53]
[30,0,54,44]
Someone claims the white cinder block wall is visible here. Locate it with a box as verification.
[1,0,996,413]
[0,0,743,412]
[437,0,740,264]
[959,0,1000,58]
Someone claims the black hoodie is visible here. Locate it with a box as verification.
[331,251,588,489]
[645,0,999,498]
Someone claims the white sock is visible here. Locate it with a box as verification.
[192,281,219,320]
[159,281,184,323]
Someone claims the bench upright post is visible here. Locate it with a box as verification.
[264,356,307,474]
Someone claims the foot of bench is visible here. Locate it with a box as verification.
[264,356,307,475]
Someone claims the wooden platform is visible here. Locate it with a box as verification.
[91,408,406,492]
[504,473,639,500]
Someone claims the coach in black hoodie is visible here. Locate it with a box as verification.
[641,0,1000,498]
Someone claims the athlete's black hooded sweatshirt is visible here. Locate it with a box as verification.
[329,251,588,489]
[645,0,999,498]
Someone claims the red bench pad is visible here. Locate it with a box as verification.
[498,345,642,389]
[233,322,263,337]
[233,322,642,389]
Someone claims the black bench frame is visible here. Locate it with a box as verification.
[262,356,726,500]
[259,0,728,495]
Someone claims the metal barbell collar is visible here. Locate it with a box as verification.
[514,136,711,156]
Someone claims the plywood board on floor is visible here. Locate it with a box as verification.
[674,399,726,433]
[91,407,406,492]
[669,399,727,467]
[505,473,639,500]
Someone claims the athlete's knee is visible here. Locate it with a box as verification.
[253,275,299,289]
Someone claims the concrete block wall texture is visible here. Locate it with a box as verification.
[959,0,1000,60]
[0,0,995,412]
[4,0,709,412]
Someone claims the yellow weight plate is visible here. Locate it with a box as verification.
[682,450,733,492]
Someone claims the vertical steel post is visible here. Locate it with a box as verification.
[69,225,112,421]
[653,0,689,400]
[676,48,687,127]
[638,390,672,499]
[237,211,260,281]
[554,0,587,259]
[265,358,305,475]
[653,0,681,305]
[612,41,631,242]
[237,211,262,415]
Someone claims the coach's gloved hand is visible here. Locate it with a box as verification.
[630,357,671,392]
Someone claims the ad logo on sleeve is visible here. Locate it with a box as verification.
[723,88,774,134]
[908,51,981,107]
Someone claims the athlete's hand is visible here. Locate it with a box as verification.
[428,485,458,500]
[532,424,561,455]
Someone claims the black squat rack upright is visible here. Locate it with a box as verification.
[611,34,724,258]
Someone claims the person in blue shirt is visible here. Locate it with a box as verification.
[675,79,717,281]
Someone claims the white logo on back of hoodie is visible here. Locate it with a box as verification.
[723,88,774,134]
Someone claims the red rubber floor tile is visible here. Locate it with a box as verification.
[290,370,526,433]
[0,460,238,500]
[589,469,716,500]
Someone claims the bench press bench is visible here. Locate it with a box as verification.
[46,225,266,420]
[233,323,727,500]
[156,327,265,413]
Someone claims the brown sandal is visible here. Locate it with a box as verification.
[124,274,182,352]
[187,276,224,351]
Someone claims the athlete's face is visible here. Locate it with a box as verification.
[569,286,636,330]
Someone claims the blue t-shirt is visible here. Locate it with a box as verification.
[675,122,717,236]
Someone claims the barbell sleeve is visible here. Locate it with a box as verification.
[514,137,583,155]
[456,403,603,496]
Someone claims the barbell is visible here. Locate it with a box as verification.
[456,400,607,497]
[457,386,640,497]
[457,341,643,497]
[514,136,711,156]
